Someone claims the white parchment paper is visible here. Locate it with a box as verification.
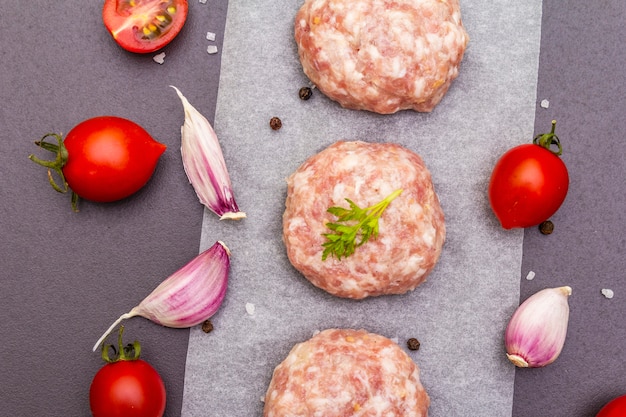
[182,1,542,416]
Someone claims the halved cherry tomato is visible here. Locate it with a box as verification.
[596,394,626,417]
[488,120,569,229]
[102,0,189,54]
[29,116,166,211]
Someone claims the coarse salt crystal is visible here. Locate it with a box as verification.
[245,302,256,315]
[153,52,166,64]
[540,99,550,109]
[525,271,536,281]
[601,288,614,299]
[207,45,218,54]
[206,31,216,41]
[199,0,207,3]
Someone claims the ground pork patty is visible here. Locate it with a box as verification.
[283,141,445,299]
[263,329,430,417]
[294,0,469,114]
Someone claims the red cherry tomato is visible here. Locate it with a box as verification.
[90,327,166,417]
[63,116,166,203]
[90,360,166,417]
[30,116,166,210]
[597,394,626,417]
[102,0,189,54]
[488,120,569,229]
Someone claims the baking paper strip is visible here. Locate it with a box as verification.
[182,1,542,415]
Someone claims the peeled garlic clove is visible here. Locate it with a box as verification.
[92,241,230,352]
[172,86,245,220]
[504,286,572,368]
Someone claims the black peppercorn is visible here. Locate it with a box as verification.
[201,319,214,333]
[269,117,282,130]
[539,220,554,235]
[299,86,313,100]
[407,338,420,351]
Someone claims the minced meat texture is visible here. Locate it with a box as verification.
[295,0,469,114]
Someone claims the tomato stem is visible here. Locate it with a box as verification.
[99,325,142,363]
[28,133,69,192]
[71,192,79,212]
[28,133,81,212]
[533,120,563,156]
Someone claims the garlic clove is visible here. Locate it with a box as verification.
[171,86,246,220]
[504,286,572,368]
[92,241,231,352]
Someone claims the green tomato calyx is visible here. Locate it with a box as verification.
[28,133,80,211]
[100,325,142,364]
[533,120,563,156]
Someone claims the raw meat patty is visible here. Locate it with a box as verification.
[263,329,430,417]
[294,0,469,114]
[283,141,445,299]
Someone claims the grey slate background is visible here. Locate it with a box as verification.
[0,0,624,416]
[516,0,626,416]
[0,1,225,416]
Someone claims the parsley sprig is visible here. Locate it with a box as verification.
[322,189,403,261]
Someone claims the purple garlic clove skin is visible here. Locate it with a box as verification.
[92,241,231,352]
[132,241,230,328]
[172,86,245,220]
[504,286,572,368]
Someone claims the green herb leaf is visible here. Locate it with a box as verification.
[321,189,402,261]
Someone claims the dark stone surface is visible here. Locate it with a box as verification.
[516,1,626,416]
[1,1,624,416]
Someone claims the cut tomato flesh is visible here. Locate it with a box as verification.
[103,0,189,53]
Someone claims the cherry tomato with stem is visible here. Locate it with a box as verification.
[596,394,626,417]
[90,326,166,417]
[29,116,166,211]
[102,0,189,54]
[488,120,569,229]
